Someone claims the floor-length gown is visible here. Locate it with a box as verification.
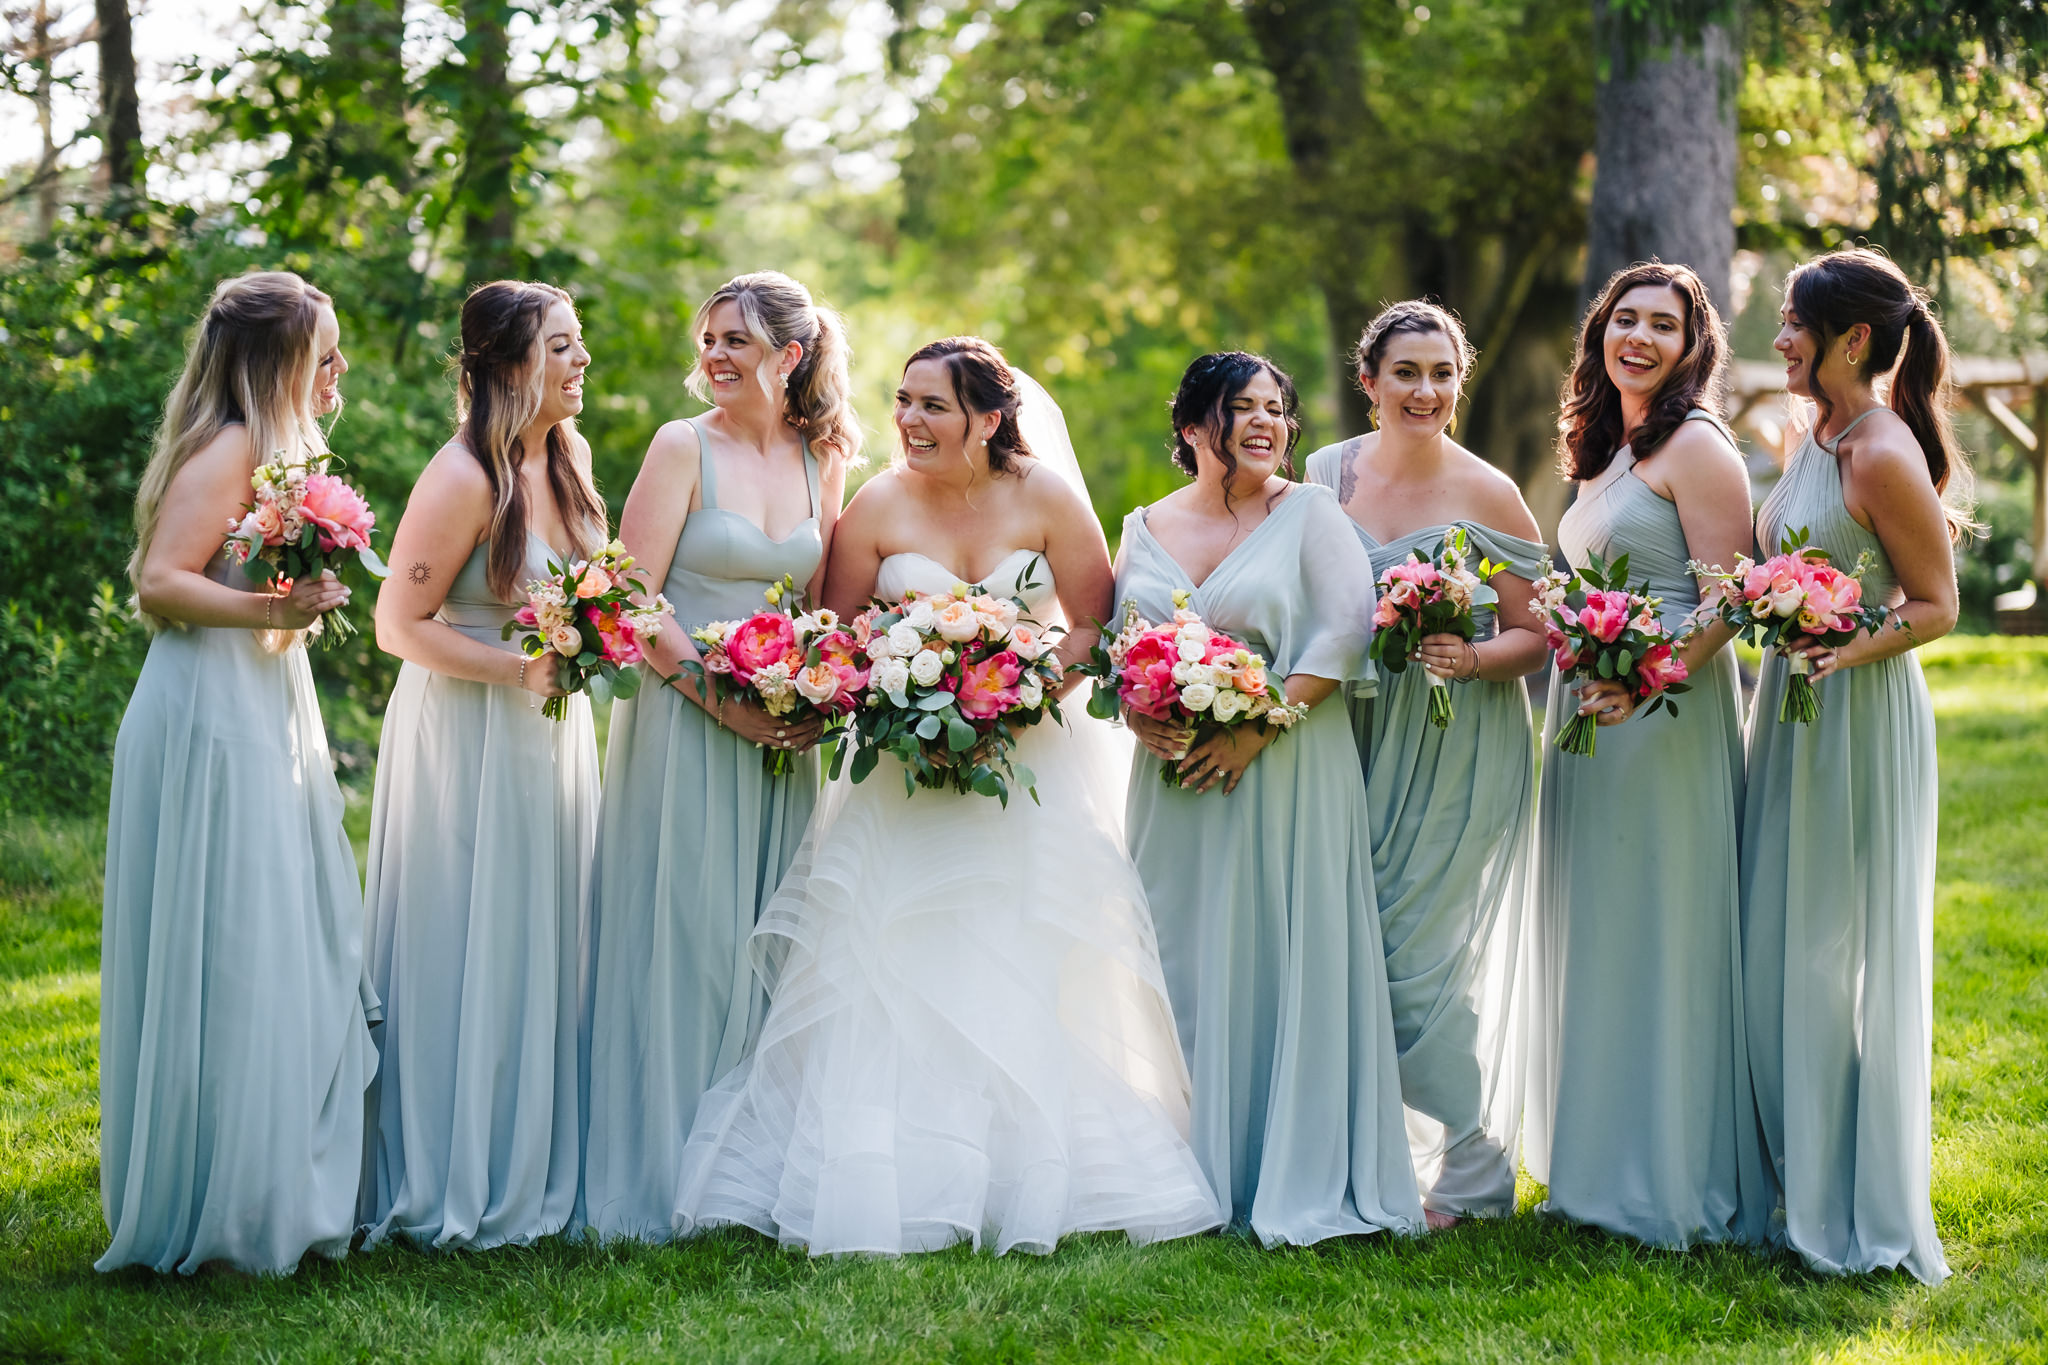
[1116,484,1425,1246]
[580,428,824,1242]
[672,549,1221,1256]
[1305,443,1543,1220]
[98,556,377,1275]
[1741,411,1949,1285]
[1523,418,1771,1249]
[359,532,600,1251]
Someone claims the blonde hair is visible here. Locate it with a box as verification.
[129,270,334,633]
[686,271,863,468]
[455,281,608,601]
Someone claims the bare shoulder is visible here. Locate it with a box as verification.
[1654,418,1749,495]
[1446,443,1542,539]
[645,417,703,471]
[177,423,257,484]
[1840,409,1931,484]
[1017,458,1093,519]
[409,441,495,519]
[838,464,911,526]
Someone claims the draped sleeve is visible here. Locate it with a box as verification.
[1453,521,1550,582]
[1255,485,1377,684]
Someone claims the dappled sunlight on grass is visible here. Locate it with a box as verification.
[0,638,2042,1360]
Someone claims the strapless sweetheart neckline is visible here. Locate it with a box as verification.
[879,546,1041,589]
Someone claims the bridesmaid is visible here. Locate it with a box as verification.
[580,271,857,1241]
[1523,263,1771,1249]
[1303,301,1548,1225]
[1743,249,1962,1285]
[360,281,606,1251]
[1117,351,1424,1245]
[99,270,375,1274]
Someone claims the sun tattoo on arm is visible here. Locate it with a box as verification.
[408,562,432,586]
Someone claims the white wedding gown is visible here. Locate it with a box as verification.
[671,549,1223,1255]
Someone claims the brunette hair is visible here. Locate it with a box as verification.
[1786,248,1974,541]
[1353,300,1476,421]
[687,271,862,468]
[902,336,1034,475]
[1558,262,1727,482]
[1169,351,1301,493]
[455,281,607,602]
[130,270,334,633]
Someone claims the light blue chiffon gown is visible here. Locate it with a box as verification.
[580,428,824,1242]
[359,532,600,1251]
[1523,418,1771,1249]
[98,556,378,1275]
[1115,484,1425,1246]
[1741,411,1948,1284]
[1304,444,1544,1218]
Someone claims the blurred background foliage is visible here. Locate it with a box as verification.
[1,0,2044,816]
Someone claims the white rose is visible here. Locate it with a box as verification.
[547,624,583,656]
[903,600,937,632]
[1175,634,1207,664]
[872,657,911,705]
[1211,688,1249,723]
[1179,682,1219,713]
[864,634,896,661]
[886,622,923,657]
[908,649,945,687]
[1017,675,1043,709]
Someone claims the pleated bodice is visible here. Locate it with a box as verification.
[438,532,562,644]
[1557,451,1700,629]
[664,418,822,626]
[1757,417,1898,602]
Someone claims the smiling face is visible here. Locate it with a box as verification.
[1773,299,1866,401]
[311,304,347,415]
[894,356,998,473]
[1188,366,1287,485]
[1361,329,1461,439]
[1601,284,1689,410]
[698,298,802,411]
[533,299,589,427]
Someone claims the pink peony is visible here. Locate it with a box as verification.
[957,650,1024,720]
[299,473,373,553]
[1635,641,1688,694]
[1119,632,1182,720]
[594,606,642,664]
[726,613,797,683]
[514,603,539,627]
[1741,562,1773,602]
[1374,595,1402,628]
[1578,590,1632,644]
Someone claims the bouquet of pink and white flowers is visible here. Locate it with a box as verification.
[684,574,868,774]
[1688,528,1894,724]
[1369,527,1504,729]
[503,542,671,721]
[1531,551,1691,756]
[839,561,1066,805]
[223,450,388,646]
[1076,591,1309,789]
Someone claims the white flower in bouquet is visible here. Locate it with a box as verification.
[908,649,946,687]
[1180,681,1219,713]
[1211,688,1251,724]
[886,621,923,657]
[1009,624,1050,661]
[1017,674,1044,709]
[871,656,912,706]
[902,599,938,632]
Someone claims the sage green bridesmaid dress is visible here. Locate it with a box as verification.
[98,555,378,1275]
[1523,415,1771,1249]
[360,531,599,1251]
[1742,410,1948,1285]
[1303,444,1544,1219]
[580,423,824,1242]
[1115,483,1424,1246]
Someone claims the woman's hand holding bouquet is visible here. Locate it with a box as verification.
[223,450,388,645]
[1368,527,1503,729]
[683,575,868,773]
[1532,552,1691,756]
[504,543,671,721]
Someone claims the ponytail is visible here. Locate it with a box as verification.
[786,302,863,470]
[1893,301,1972,542]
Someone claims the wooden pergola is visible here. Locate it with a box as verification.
[1724,355,2048,608]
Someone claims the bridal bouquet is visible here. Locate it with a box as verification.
[1368,527,1504,729]
[1077,592,1309,789]
[1532,552,1690,757]
[1688,528,1892,724]
[840,564,1065,805]
[503,543,671,721]
[684,575,867,774]
[222,450,388,647]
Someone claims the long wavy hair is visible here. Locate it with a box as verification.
[901,336,1034,476]
[1558,262,1727,482]
[1169,351,1301,512]
[686,271,863,469]
[455,281,607,601]
[1786,248,1975,542]
[129,270,334,632]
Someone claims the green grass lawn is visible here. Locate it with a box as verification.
[2,638,2044,1363]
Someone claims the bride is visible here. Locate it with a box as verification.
[670,337,1222,1255]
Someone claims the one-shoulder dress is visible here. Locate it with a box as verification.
[1523,422,1771,1249]
[1741,410,1948,1284]
[359,533,600,1251]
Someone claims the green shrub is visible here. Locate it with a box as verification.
[0,584,144,817]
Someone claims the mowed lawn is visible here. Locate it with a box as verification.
[1,638,2043,1363]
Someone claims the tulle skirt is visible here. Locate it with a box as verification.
[672,702,1222,1256]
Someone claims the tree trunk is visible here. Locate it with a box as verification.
[1582,1,1738,314]
[92,0,140,208]
[1241,0,1403,437]
[328,0,409,179]
[31,0,61,236]
[459,0,519,283]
